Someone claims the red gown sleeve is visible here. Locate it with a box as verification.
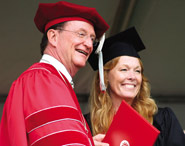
[0,80,28,146]
[0,63,94,146]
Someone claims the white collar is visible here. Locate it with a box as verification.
[40,54,74,88]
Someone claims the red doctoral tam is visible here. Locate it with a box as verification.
[34,1,109,39]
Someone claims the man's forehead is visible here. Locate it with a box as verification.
[64,21,96,35]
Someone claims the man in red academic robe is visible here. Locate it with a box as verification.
[0,1,109,146]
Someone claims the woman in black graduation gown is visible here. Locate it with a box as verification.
[85,107,185,146]
[85,27,185,146]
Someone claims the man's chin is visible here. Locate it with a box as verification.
[75,63,86,70]
[75,59,87,68]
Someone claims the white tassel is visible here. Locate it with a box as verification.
[95,33,106,92]
[95,33,105,54]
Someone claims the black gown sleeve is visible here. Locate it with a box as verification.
[84,113,93,134]
[153,107,185,146]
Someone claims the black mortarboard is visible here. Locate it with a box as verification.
[88,27,145,70]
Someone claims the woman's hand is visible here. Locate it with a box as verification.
[93,134,109,146]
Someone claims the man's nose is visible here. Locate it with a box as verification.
[83,37,93,52]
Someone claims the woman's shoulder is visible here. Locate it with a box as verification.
[154,107,177,127]
[155,107,175,118]
[154,107,181,124]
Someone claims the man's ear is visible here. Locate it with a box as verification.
[47,29,58,47]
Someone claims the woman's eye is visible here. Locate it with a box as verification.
[120,69,127,71]
[136,70,141,73]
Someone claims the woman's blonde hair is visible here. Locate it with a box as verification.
[89,56,158,135]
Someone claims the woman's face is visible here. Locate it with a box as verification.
[107,56,142,105]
